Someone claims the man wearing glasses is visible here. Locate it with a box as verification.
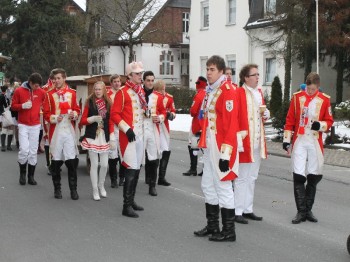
[11,73,46,186]
[234,64,270,224]
[111,61,146,218]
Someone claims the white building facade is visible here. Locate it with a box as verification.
[189,0,349,102]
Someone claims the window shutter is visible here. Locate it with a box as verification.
[171,65,174,75]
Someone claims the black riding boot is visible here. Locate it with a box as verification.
[292,173,307,224]
[1,134,6,151]
[7,134,13,151]
[305,174,323,222]
[122,169,138,218]
[145,152,151,184]
[148,159,159,196]
[108,158,118,188]
[183,146,197,176]
[119,163,125,186]
[209,208,236,242]
[27,164,37,185]
[132,169,144,211]
[19,162,27,185]
[51,160,63,199]
[66,159,79,200]
[194,203,220,237]
[158,150,171,186]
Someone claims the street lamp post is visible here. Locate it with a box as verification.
[316,0,319,74]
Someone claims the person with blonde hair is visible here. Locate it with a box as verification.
[80,81,115,200]
[154,80,176,186]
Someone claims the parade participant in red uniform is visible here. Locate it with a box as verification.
[154,80,176,186]
[234,64,270,224]
[10,73,45,185]
[183,76,207,176]
[194,55,239,242]
[283,72,333,224]
[80,81,115,201]
[225,67,238,89]
[110,61,146,218]
[43,68,81,200]
[107,74,122,188]
[142,71,166,196]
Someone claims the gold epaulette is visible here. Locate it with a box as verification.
[225,84,231,90]
[167,93,173,98]
[293,91,302,96]
[322,92,330,98]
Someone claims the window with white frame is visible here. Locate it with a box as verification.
[182,12,190,33]
[265,56,276,84]
[266,0,276,14]
[226,55,237,83]
[227,0,236,24]
[159,51,174,75]
[200,56,208,77]
[201,1,209,29]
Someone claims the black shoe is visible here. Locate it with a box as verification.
[6,146,12,151]
[119,179,124,186]
[54,189,62,199]
[158,179,171,186]
[111,179,118,188]
[149,186,157,196]
[292,212,306,224]
[194,226,219,237]
[132,202,144,211]
[28,177,37,185]
[122,206,139,218]
[243,212,263,221]
[305,211,318,222]
[183,169,197,176]
[70,190,79,200]
[198,171,203,176]
[235,215,248,224]
[1,147,5,152]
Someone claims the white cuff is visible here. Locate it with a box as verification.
[283,130,292,143]
[118,120,130,133]
[50,115,59,124]
[220,143,233,161]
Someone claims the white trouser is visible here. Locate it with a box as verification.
[51,131,76,161]
[292,135,323,176]
[234,147,261,215]
[144,124,158,161]
[89,151,108,190]
[18,124,40,165]
[124,135,144,170]
[108,128,120,159]
[159,127,170,152]
[201,146,235,209]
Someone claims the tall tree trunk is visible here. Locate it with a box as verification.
[304,5,314,81]
[336,50,344,104]
[283,31,292,104]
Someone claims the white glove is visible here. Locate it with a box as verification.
[22,101,32,109]
[263,109,270,121]
[87,115,103,123]
[109,140,116,150]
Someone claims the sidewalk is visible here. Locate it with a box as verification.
[170,130,350,168]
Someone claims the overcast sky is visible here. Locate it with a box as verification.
[74,0,86,11]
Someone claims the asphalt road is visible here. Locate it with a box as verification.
[0,139,350,262]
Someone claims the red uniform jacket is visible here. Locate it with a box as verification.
[190,89,206,134]
[236,86,267,163]
[284,91,334,153]
[201,80,239,181]
[162,92,176,132]
[11,82,46,126]
[42,85,80,141]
